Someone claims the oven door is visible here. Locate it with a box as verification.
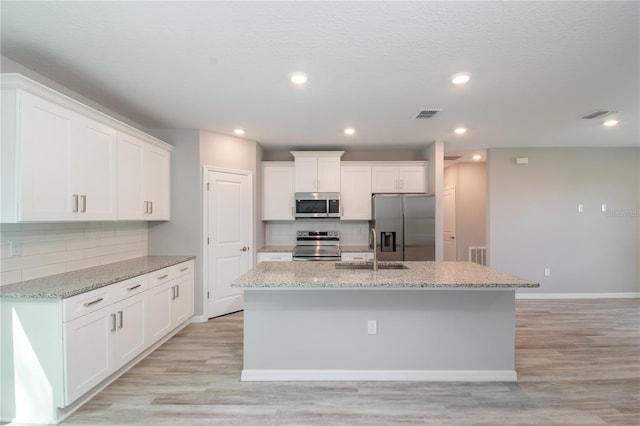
[295,199,328,218]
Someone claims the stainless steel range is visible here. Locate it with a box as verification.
[292,230,341,261]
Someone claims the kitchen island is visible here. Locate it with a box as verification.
[232,261,538,382]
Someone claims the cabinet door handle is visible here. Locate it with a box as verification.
[179,267,189,272]
[353,256,364,260]
[149,201,153,214]
[110,313,117,332]
[73,194,79,213]
[157,274,169,280]
[144,201,148,214]
[83,297,103,307]
[80,195,87,212]
[176,285,180,298]
[117,310,123,329]
[170,285,175,300]
[127,284,142,291]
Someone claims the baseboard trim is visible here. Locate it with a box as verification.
[190,315,208,323]
[240,369,517,382]
[516,292,640,300]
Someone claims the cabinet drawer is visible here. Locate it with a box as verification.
[341,252,374,262]
[148,261,193,288]
[173,260,194,278]
[257,252,293,262]
[63,286,112,322]
[111,275,147,300]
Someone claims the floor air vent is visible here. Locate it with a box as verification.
[415,109,442,119]
[469,246,487,266]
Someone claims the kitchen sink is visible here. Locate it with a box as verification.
[335,262,409,270]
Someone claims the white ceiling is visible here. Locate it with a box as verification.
[1,1,638,156]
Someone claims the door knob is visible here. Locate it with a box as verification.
[449,236,455,240]
[240,246,249,252]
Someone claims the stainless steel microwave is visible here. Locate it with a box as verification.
[295,192,340,218]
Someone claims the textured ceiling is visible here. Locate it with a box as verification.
[1,1,638,155]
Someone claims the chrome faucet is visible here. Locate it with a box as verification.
[370,228,378,271]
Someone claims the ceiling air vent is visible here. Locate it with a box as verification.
[581,110,613,120]
[415,109,442,119]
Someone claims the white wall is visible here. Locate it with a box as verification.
[146,128,202,309]
[444,162,487,260]
[0,222,148,285]
[147,129,264,318]
[1,56,145,131]
[487,147,640,295]
[199,130,265,263]
[425,141,444,261]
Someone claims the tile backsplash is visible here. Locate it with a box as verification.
[266,220,370,246]
[0,222,148,285]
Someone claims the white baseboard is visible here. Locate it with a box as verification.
[240,369,517,382]
[190,315,208,323]
[516,292,640,300]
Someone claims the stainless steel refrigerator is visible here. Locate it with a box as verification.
[371,194,436,261]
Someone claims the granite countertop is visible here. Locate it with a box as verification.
[0,255,195,299]
[232,261,539,289]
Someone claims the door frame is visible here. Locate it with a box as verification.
[443,185,457,261]
[202,166,254,319]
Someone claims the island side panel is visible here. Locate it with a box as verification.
[242,289,516,381]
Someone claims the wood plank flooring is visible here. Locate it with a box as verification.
[62,299,639,425]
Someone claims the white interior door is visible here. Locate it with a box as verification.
[443,186,457,261]
[205,168,253,318]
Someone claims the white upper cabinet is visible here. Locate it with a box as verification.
[371,163,427,193]
[2,89,116,221]
[1,73,172,223]
[340,164,372,220]
[117,134,171,221]
[143,145,171,220]
[262,162,295,221]
[71,115,117,220]
[291,151,343,192]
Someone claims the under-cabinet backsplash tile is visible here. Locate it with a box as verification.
[265,220,370,246]
[0,222,148,285]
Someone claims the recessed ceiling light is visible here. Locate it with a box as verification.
[603,119,619,127]
[344,128,355,136]
[472,154,482,161]
[290,72,308,85]
[233,128,245,135]
[450,72,471,85]
[454,127,467,135]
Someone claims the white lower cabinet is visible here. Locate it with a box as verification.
[146,261,194,343]
[0,260,194,425]
[257,252,293,262]
[341,252,374,262]
[63,290,146,405]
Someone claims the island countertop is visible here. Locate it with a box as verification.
[232,261,539,289]
[0,255,195,299]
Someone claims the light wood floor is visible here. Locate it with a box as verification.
[62,299,639,425]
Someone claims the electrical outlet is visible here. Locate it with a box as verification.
[601,204,607,213]
[367,320,377,335]
[9,241,22,257]
[577,204,584,213]
[544,268,550,277]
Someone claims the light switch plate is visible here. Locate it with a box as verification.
[367,320,377,335]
